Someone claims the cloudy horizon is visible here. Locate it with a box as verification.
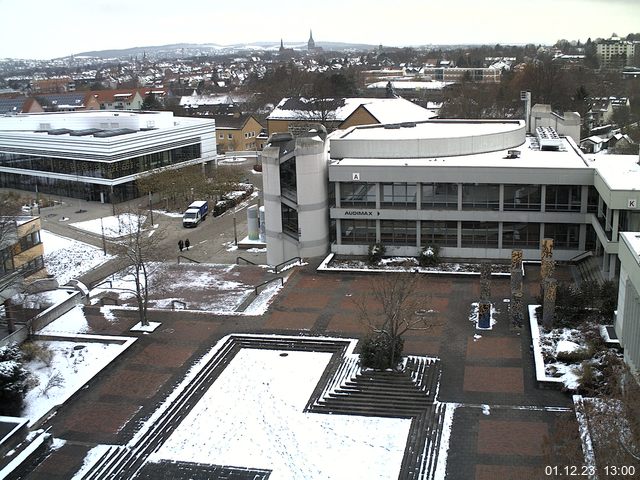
[1,0,639,60]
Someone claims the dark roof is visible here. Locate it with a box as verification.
[0,97,28,114]
[34,93,88,107]
[213,114,259,129]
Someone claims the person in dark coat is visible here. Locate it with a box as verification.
[178,240,184,251]
[185,238,190,250]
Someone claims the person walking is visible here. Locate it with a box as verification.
[185,238,190,251]
[178,240,184,252]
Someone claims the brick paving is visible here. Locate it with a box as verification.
[16,261,576,480]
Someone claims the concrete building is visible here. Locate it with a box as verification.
[596,37,638,68]
[0,110,216,203]
[261,116,640,372]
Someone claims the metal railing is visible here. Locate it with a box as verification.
[177,255,200,264]
[236,256,257,265]
[254,277,284,296]
[273,257,302,274]
[568,251,593,264]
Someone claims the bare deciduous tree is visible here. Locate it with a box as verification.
[112,208,165,326]
[354,273,439,369]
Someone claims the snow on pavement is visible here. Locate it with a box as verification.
[147,348,411,479]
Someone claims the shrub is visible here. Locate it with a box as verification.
[418,245,440,267]
[20,342,53,366]
[0,344,30,416]
[359,333,404,370]
[367,243,386,265]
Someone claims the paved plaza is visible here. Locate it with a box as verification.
[12,259,574,480]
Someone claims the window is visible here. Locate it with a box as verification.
[421,183,458,209]
[461,222,499,248]
[421,221,457,247]
[244,133,249,139]
[504,184,541,211]
[19,231,41,251]
[341,219,376,244]
[280,157,297,202]
[587,186,599,213]
[219,133,223,139]
[381,183,417,209]
[380,220,416,246]
[281,204,298,238]
[462,184,499,210]
[502,222,540,248]
[228,134,233,140]
[545,185,581,212]
[544,223,580,249]
[340,183,376,208]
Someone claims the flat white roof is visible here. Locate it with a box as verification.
[332,137,590,170]
[339,120,523,141]
[621,232,640,257]
[590,153,640,191]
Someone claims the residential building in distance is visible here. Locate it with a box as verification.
[32,92,100,112]
[0,110,216,203]
[0,96,43,115]
[596,36,638,68]
[30,77,75,94]
[92,89,145,110]
[266,97,438,136]
[213,114,264,153]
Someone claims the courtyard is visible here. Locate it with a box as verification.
[12,261,573,480]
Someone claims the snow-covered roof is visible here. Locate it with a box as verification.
[267,97,437,124]
[590,152,640,191]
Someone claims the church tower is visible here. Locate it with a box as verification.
[308,30,315,51]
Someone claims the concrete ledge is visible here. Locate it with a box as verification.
[528,304,565,389]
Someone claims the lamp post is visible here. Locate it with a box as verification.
[148,191,154,226]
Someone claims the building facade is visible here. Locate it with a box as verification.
[0,111,216,203]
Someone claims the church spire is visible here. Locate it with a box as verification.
[307,30,315,51]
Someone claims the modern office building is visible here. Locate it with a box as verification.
[261,115,640,370]
[0,110,216,203]
[261,117,639,274]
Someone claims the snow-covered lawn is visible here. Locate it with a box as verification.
[89,263,282,314]
[19,305,136,424]
[146,348,411,479]
[70,213,147,238]
[41,230,113,285]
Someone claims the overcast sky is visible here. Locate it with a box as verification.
[1,0,639,60]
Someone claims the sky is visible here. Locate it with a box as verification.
[0,0,639,60]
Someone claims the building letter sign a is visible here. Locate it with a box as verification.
[352,173,360,181]
[628,199,637,209]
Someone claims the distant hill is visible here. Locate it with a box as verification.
[72,41,379,59]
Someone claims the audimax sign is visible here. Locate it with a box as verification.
[344,210,380,216]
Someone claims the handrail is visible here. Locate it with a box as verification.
[177,255,200,264]
[254,277,284,296]
[568,251,593,264]
[236,256,257,265]
[273,256,302,274]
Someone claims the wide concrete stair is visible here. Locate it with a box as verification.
[573,255,604,286]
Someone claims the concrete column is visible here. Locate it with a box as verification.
[456,220,462,248]
[612,209,620,241]
[416,183,422,210]
[580,185,589,214]
[335,182,341,208]
[540,184,546,213]
[579,224,587,251]
[457,183,463,211]
[608,254,617,280]
[416,220,422,247]
[498,222,503,250]
[375,182,381,210]
[336,219,342,245]
[499,184,504,212]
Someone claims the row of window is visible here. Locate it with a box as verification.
[217,131,257,140]
[340,219,588,249]
[0,144,201,180]
[338,182,597,213]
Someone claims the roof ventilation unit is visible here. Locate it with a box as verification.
[506,149,521,159]
[535,126,562,150]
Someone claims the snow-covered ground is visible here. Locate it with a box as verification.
[41,230,113,285]
[70,213,148,238]
[146,348,411,479]
[22,309,134,424]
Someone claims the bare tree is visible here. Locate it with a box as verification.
[353,273,438,369]
[112,207,165,326]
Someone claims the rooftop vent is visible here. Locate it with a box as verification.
[506,149,521,159]
[383,124,401,129]
[47,128,72,135]
[535,126,563,150]
[400,122,416,128]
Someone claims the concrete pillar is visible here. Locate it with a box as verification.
[259,206,265,242]
[510,250,524,329]
[247,205,259,240]
[612,209,620,241]
[540,185,546,213]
